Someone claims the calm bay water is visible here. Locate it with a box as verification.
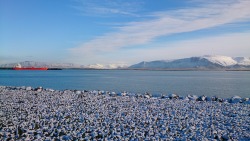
[0,70,250,98]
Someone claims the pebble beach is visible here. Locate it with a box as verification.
[0,86,250,140]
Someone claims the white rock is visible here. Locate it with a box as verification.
[75,91,81,94]
[187,95,198,100]
[121,91,127,96]
[48,88,55,92]
[197,95,206,101]
[169,93,179,99]
[144,94,151,99]
[243,98,250,104]
[26,86,32,91]
[230,96,242,103]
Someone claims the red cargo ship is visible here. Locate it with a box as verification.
[13,64,48,70]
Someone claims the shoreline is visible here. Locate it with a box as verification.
[1,85,249,104]
[1,85,250,140]
[1,67,250,71]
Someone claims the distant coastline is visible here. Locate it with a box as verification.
[0,67,62,70]
[1,55,250,70]
[1,67,250,71]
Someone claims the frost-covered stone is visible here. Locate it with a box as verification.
[187,95,198,101]
[217,97,224,102]
[243,98,250,104]
[169,93,179,99]
[211,96,217,101]
[110,92,117,97]
[48,88,55,92]
[230,96,242,103]
[144,92,152,98]
[35,86,43,92]
[62,135,71,140]
[21,86,26,90]
[26,86,32,91]
[75,90,81,94]
[160,94,169,99]
[0,86,249,140]
[121,91,127,96]
[197,95,206,101]
[221,134,229,140]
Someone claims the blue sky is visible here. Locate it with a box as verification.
[1,0,250,65]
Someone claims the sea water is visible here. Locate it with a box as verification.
[0,70,250,98]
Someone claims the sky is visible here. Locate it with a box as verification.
[1,0,250,65]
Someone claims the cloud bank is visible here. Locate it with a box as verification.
[70,0,250,64]
[128,32,250,61]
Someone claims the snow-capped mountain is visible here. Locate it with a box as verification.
[1,56,249,69]
[0,61,128,69]
[129,55,250,69]
[233,57,250,66]
[84,64,128,69]
[0,61,82,68]
[203,55,237,66]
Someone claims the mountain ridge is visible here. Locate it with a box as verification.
[1,55,250,70]
[129,55,250,69]
[0,61,82,68]
[0,61,128,69]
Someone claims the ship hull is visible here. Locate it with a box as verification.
[13,67,48,70]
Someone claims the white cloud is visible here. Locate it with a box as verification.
[70,0,250,64]
[128,32,250,61]
[69,32,250,65]
[72,0,142,16]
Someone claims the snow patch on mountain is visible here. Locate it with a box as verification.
[129,55,250,69]
[233,57,250,66]
[202,55,237,66]
[0,61,82,68]
[84,64,128,69]
[1,55,250,69]
[0,61,128,69]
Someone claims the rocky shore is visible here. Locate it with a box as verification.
[0,86,250,140]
